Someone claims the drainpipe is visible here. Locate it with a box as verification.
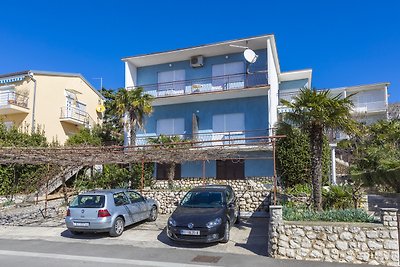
[28,72,37,133]
[329,143,337,185]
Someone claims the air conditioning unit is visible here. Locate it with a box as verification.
[190,55,204,68]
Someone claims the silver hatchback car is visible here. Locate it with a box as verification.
[65,189,158,237]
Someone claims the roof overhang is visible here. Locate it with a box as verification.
[279,69,313,84]
[122,34,274,67]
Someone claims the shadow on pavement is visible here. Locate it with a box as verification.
[157,228,217,249]
[233,217,268,256]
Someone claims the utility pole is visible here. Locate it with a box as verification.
[93,77,103,90]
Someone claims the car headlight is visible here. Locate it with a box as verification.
[206,217,222,229]
[168,217,177,227]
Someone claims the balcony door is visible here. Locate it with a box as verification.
[212,113,245,144]
[157,70,185,95]
[212,62,244,89]
[216,159,245,180]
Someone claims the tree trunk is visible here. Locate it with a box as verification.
[309,125,324,211]
[166,163,175,189]
[130,120,137,147]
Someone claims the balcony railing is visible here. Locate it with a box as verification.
[352,101,387,113]
[135,129,270,147]
[0,91,29,108]
[129,71,268,98]
[60,106,89,125]
[278,92,387,113]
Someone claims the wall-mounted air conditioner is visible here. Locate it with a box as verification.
[190,56,204,68]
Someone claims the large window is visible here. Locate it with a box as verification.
[212,113,245,132]
[157,70,185,92]
[212,62,244,88]
[156,118,185,135]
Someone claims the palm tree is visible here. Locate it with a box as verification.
[114,87,153,146]
[281,88,358,211]
[148,135,185,188]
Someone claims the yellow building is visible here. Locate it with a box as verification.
[0,70,104,144]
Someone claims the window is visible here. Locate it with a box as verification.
[156,118,185,135]
[158,70,185,91]
[113,192,130,206]
[126,191,144,203]
[212,113,245,132]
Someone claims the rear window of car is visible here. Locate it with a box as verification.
[69,195,105,208]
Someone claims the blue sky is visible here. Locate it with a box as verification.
[1,0,399,102]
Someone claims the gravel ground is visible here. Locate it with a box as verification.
[0,198,67,227]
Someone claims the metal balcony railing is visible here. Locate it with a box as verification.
[135,129,270,147]
[60,106,89,125]
[128,71,268,98]
[0,91,29,108]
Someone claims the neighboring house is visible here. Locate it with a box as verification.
[278,82,389,126]
[122,34,311,180]
[122,34,390,179]
[0,70,104,144]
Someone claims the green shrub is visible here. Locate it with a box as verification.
[283,206,376,223]
[285,183,312,197]
[322,185,353,210]
[276,125,330,188]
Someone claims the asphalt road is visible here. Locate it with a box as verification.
[0,238,371,267]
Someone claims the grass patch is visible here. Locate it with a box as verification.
[283,206,378,223]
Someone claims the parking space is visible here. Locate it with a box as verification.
[0,214,269,256]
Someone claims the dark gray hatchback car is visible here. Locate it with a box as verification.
[65,189,158,237]
[167,185,240,243]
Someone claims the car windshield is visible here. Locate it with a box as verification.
[180,191,223,208]
[69,195,105,208]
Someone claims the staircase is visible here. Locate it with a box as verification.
[27,165,84,202]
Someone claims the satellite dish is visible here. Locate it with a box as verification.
[244,49,258,63]
[96,105,105,113]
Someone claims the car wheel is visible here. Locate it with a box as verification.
[148,206,158,222]
[70,230,83,235]
[109,217,124,237]
[221,222,230,243]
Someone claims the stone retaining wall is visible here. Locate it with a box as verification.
[143,179,273,214]
[268,206,399,266]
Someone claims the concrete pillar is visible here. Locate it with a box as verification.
[329,143,337,185]
[381,208,398,228]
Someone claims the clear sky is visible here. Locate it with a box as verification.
[1,0,399,102]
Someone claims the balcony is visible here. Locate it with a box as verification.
[129,71,268,98]
[351,101,387,113]
[135,129,270,148]
[60,106,90,126]
[0,91,29,115]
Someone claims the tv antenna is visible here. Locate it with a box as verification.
[229,43,259,73]
[93,77,103,90]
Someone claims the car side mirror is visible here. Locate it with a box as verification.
[228,203,235,209]
[174,200,180,206]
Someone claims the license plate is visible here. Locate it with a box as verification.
[180,230,200,235]
[73,222,89,227]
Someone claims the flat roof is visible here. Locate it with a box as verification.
[122,34,275,67]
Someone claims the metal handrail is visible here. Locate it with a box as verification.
[0,91,29,108]
[127,71,269,97]
[135,129,273,146]
[60,106,89,125]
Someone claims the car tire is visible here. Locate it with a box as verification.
[148,206,158,222]
[220,222,230,243]
[109,217,124,237]
[70,230,83,235]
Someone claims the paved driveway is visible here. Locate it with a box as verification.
[0,215,268,256]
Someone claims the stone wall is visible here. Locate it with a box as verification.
[268,206,399,266]
[142,178,273,214]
